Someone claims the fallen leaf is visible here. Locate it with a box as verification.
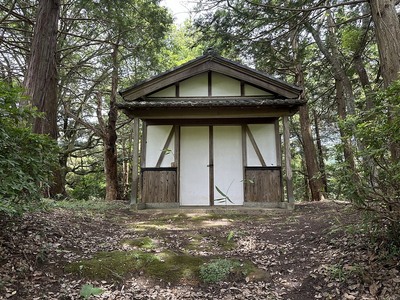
[369,282,379,296]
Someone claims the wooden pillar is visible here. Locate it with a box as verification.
[130,117,140,205]
[283,116,294,203]
[209,126,214,206]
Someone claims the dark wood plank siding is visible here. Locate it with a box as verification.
[244,167,282,202]
[142,168,177,203]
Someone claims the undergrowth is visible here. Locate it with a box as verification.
[199,258,253,283]
[42,198,129,214]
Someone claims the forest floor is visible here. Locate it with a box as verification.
[0,200,399,300]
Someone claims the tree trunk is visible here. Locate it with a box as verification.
[313,109,328,194]
[353,54,374,110]
[25,0,59,138]
[301,157,310,201]
[306,18,358,172]
[369,0,400,87]
[24,0,64,197]
[104,43,120,201]
[298,104,325,201]
[335,78,356,171]
[353,2,374,110]
[369,0,400,162]
[290,25,325,201]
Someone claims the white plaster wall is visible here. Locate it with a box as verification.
[180,126,210,205]
[145,125,175,167]
[180,73,208,97]
[212,72,241,96]
[244,84,273,96]
[246,124,277,166]
[213,126,243,205]
[148,85,175,97]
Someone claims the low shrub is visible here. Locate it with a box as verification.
[340,79,400,249]
[199,259,241,283]
[0,81,58,215]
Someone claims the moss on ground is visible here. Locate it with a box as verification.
[65,250,205,283]
[145,251,205,283]
[64,211,274,284]
[65,249,264,285]
[217,236,237,251]
[184,233,205,251]
[120,236,155,249]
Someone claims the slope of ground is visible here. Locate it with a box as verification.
[0,201,399,299]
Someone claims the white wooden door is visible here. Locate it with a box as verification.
[180,126,210,206]
[213,126,243,205]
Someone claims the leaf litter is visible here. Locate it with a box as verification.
[0,201,399,299]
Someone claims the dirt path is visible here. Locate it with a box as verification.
[0,201,399,299]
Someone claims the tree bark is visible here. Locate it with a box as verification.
[306,18,357,172]
[24,0,59,138]
[353,3,374,110]
[290,25,325,201]
[283,116,294,203]
[298,104,325,201]
[369,0,400,162]
[313,109,328,194]
[103,42,119,201]
[24,0,64,197]
[354,54,374,109]
[335,78,356,171]
[369,0,400,87]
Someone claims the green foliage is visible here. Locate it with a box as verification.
[0,81,58,215]
[227,230,235,242]
[341,26,363,53]
[199,259,241,283]
[80,284,104,299]
[340,80,400,247]
[68,172,106,200]
[157,22,204,71]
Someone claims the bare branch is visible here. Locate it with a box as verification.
[0,3,34,25]
[65,108,105,138]
[96,92,106,131]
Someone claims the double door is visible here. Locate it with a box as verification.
[180,126,244,206]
